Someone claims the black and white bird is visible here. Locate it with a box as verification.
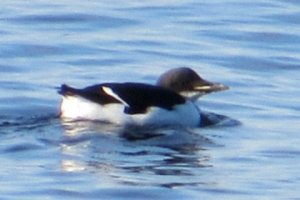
[58,67,228,127]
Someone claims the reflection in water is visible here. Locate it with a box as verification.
[0,112,233,190]
[61,160,86,172]
[59,119,216,188]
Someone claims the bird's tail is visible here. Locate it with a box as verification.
[57,84,78,96]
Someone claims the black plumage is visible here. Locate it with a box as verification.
[58,83,186,114]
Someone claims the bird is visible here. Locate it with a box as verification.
[58,67,228,127]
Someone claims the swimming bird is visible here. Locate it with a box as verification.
[58,67,228,127]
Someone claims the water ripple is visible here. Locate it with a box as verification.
[4,13,140,30]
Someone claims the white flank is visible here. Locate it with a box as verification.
[130,101,201,127]
[60,95,131,124]
[60,95,202,127]
[102,86,129,106]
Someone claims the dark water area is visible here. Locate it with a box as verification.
[1,0,300,199]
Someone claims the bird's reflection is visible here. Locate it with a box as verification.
[59,119,215,187]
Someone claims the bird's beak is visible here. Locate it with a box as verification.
[179,80,229,101]
[193,81,229,94]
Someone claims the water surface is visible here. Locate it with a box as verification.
[0,0,300,199]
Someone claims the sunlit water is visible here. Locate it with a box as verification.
[1,0,300,199]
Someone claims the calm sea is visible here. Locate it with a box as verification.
[0,0,300,199]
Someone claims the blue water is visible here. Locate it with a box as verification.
[1,0,300,199]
